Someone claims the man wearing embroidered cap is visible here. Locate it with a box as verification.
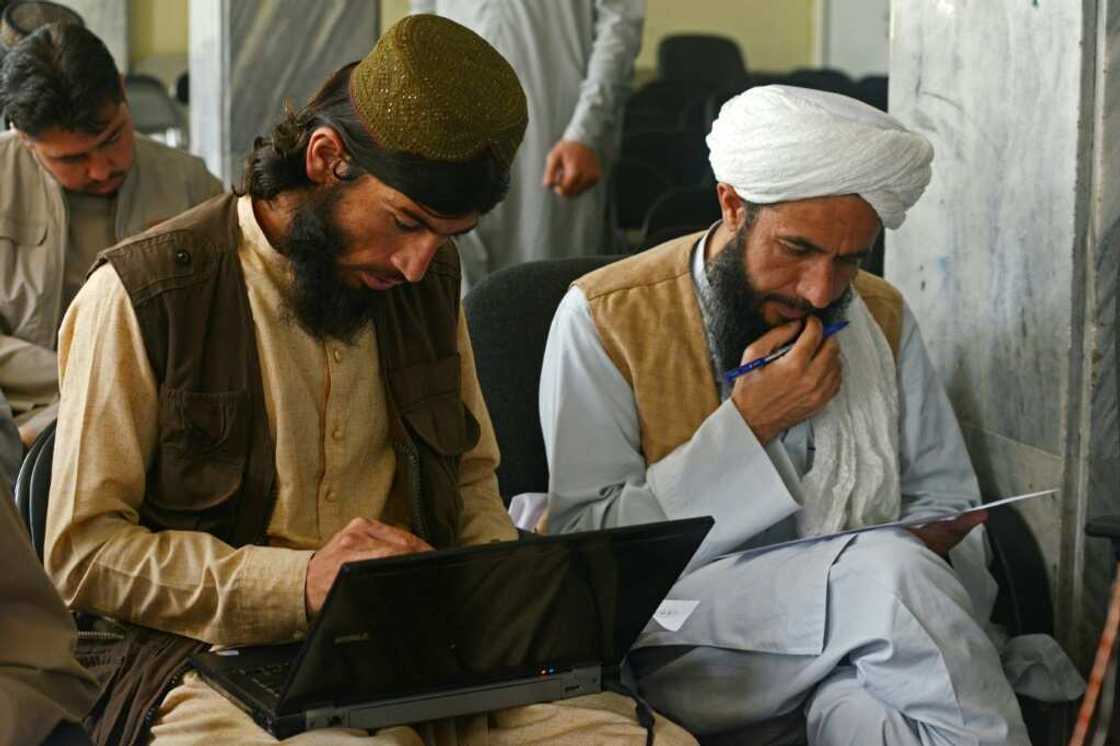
[45,15,695,745]
[541,85,1081,744]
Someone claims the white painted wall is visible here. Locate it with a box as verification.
[820,0,890,77]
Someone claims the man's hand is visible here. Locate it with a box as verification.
[305,518,433,618]
[907,510,988,558]
[542,140,601,197]
[731,317,842,444]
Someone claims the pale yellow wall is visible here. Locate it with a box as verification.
[128,0,189,65]
[384,0,816,75]
[641,0,815,74]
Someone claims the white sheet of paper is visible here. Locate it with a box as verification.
[653,599,700,632]
[733,488,1057,559]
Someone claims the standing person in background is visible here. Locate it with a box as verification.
[410,2,643,286]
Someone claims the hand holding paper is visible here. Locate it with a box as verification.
[907,509,989,558]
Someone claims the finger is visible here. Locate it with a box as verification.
[558,157,580,195]
[340,545,415,568]
[786,316,824,366]
[807,337,842,377]
[952,509,988,530]
[361,519,434,550]
[742,320,803,362]
[346,518,421,550]
[567,171,592,197]
[542,150,561,188]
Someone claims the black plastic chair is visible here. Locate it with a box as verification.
[856,75,889,112]
[621,129,713,188]
[13,418,55,559]
[656,34,747,87]
[463,256,625,503]
[624,79,710,135]
[785,67,857,98]
[124,73,185,147]
[640,185,722,245]
[609,157,674,240]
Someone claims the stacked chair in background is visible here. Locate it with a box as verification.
[613,33,889,276]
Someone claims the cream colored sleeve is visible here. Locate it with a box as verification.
[45,265,312,647]
[0,489,97,746]
[454,308,517,545]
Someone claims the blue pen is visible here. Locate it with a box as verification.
[722,320,849,386]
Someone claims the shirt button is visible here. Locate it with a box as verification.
[323,489,336,503]
[332,428,343,441]
[332,349,343,363]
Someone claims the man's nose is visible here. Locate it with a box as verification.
[798,258,837,310]
[391,236,442,283]
[87,152,112,181]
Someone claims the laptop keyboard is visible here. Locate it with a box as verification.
[244,661,293,698]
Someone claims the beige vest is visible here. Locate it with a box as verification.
[574,231,903,466]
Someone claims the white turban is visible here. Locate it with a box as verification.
[707,85,933,229]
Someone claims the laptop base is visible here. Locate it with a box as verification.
[303,665,602,735]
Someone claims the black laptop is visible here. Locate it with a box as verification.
[191,517,713,738]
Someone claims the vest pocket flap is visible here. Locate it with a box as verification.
[389,355,480,456]
[0,216,47,246]
[155,387,249,511]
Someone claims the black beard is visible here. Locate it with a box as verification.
[275,185,377,343]
[705,224,853,374]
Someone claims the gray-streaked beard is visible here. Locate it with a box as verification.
[705,224,853,375]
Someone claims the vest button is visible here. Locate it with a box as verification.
[174,249,192,266]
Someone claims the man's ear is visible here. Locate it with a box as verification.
[304,126,348,186]
[716,182,748,233]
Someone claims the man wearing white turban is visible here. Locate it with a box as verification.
[537,86,1056,744]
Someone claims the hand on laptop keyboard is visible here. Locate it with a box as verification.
[305,518,433,618]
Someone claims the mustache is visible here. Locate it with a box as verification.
[90,170,128,185]
[759,293,817,315]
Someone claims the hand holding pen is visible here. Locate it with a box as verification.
[723,320,849,385]
[729,317,846,445]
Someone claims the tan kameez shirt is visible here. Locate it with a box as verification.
[45,196,516,647]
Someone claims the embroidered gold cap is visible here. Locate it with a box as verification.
[349,14,527,170]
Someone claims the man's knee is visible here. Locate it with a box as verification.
[832,531,964,608]
[806,667,921,746]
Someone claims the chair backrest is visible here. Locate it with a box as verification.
[986,504,1054,636]
[621,129,713,188]
[610,157,674,237]
[124,73,185,143]
[656,34,747,86]
[856,75,889,112]
[463,256,625,504]
[13,418,56,559]
[624,79,710,135]
[641,185,722,243]
[785,67,857,98]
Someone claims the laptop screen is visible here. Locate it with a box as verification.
[280,517,712,711]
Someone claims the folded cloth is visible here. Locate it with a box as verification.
[707,85,934,229]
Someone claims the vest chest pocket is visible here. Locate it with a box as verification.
[388,355,480,545]
[389,355,481,459]
[154,386,250,512]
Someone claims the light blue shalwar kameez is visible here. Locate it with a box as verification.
[539,227,1032,745]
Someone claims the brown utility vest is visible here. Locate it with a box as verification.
[574,231,903,466]
[77,193,477,744]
